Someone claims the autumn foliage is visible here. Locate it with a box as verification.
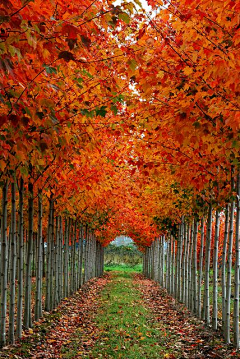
[0,0,239,245]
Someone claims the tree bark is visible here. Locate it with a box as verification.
[23,179,34,329]
[221,205,229,337]
[35,191,43,321]
[212,209,220,330]
[0,182,8,347]
[225,197,235,343]
[192,219,198,314]
[198,218,205,318]
[16,178,24,339]
[9,182,17,343]
[204,204,212,325]
[233,172,240,349]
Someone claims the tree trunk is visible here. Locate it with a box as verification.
[212,209,220,330]
[35,191,43,321]
[192,219,198,314]
[23,180,34,329]
[178,220,184,301]
[45,198,53,311]
[185,224,190,307]
[0,182,8,347]
[78,225,84,287]
[49,200,55,310]
[172,236,176,296]
[59,217,64,301]
[225,197,235,343]
[198,218,205,318]
[233,172,240,349]
[182,223,187,302]
[188,223,193,311]
[63,218,68,297]
[221,205,229,337]
[9,182,17,343]
[16,178,24,339]
[204,203,212,325]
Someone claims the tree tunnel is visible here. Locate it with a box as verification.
[0,0,240,352]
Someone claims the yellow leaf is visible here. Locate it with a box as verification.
[0,160,6,171]
[183,66,193,75]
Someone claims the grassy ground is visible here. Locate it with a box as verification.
[60,271,174,359]
[104,263,142,273]
[2,270,237,358]
[88,272,174,359]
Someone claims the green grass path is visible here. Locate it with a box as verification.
[90,272,163,359]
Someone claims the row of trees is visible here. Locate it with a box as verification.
[0,182,104,347]
[0,0,240,352]
[143,174,240,348]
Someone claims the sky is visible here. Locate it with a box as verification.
[114,0,152,13]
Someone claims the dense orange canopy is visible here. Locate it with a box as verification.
[0,0,239,246]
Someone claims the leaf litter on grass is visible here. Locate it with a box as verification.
[2,272,240,359]
[0,275,110,359]
[134,274,240,359]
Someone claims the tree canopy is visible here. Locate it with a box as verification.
[0,0,239,247]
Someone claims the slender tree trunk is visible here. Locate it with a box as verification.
[157,237,161,283]
[192,219,198,314]
[188,223,193,311]
[53,216,58,307]
[78,225,84,287]
[225,197,235,343]
[175,227,180,299]
[67,219,71,295]
[204,204,213,325]
[16,178,24,338]
[162,236,165,288]
[154,238,160,282]
[165,240,169,289]
[7,230,11,285]
[178,220,184,301]
[159,239,162,285]
[9,182,17,343]
[63,218,69,297]
[23,179,34,329]
[185,224,190,307]
[45,198,53,311]
[198,218,205,318]
[169,236,173,295]
[55,216,60,305]
[233,172,240,349]
[76,224,80,288]
[84,227,88,282]
[73,221,77,291]
[172,236,176,296]
[42,232,45,279]
[82,227,86,284]
[182,223,187,302]
[204,204,212,325]
[59,217,64,300]
[35,191,43,321]
[221,205,229,337]
[167,237,171,292]
[49,200,55,310]
[212,209,220,330]
[0,182,8,347]
[32,233,35,278]
[92,235,97,278]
